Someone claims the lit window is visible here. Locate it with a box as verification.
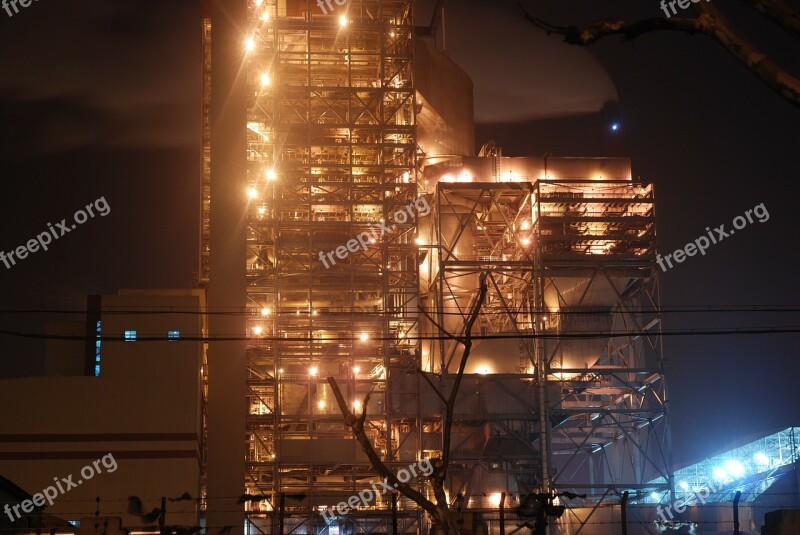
[95,321,102,376]
[168,330,180,342]
[124,330,137,342]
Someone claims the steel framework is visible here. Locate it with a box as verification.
[207,2,671,532]
[240,0,422,532]
[417,178,670,532]
[533,179,671,530]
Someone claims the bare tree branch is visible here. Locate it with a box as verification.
[326,378,440,520]
[741,0,800,40]
[329,271,490,534]
[441,272,488,475]
[518,4,702,44]
[518,2,800,110]
[418,305,459,343]
[695,1,800,109]
[418,368,448,405]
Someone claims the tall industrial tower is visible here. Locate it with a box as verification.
[204,0,423,533]
[202,1,670,533]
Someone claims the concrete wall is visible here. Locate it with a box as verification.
[44,321,86,376]
[0,291,204,528]
[415,36,475,158]
[205,0,248,532]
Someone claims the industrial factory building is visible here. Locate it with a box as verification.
[201,0,669,533]
[11,1,800,534]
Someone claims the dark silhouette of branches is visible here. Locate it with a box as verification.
[328,272,489,534]
[519,1,800,110]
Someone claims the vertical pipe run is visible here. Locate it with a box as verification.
[499,492,506,535]
[620,491,629,535]
[392,493,399,534]
[159,496,167,535]
[733,490,741,535]
[278,493,285,535]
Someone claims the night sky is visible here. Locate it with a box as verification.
[1,0,798,470]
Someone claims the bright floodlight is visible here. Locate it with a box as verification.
[245,37,256,52]
[309,366,318,376]
[260,73,271,86]
[650,492,659,500]
[253,326,263,335]
[247,187,258,199]
[754,452,770,466]
[679,481,689,491]
[522,237,531,246]
[261,307,271,316]
[725,460,745,479]
[353,400,362,411]
[339,15,348,27]
[352,366,360,374]
[359,332,368,342]
[317,400,326,409]
[713,467,728,482]
[489,493,503,507]
[265,168,277,181]
[611,122,620,132]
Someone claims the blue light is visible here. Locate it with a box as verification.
[754,452,770,466]
[95,320,102,376]
[725,460,745,479]
[713,467,728,482]
[610,122,620,132]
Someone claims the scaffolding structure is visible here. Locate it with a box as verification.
[205,2,672,532]
[415,175,670,532]
[531,180,671,510]
[241,0,422,532]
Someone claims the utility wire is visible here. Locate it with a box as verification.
[1,327,800,342]
[0,306,800,317]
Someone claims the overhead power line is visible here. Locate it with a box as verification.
[1,327,800,343]
[0,306,799,317]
